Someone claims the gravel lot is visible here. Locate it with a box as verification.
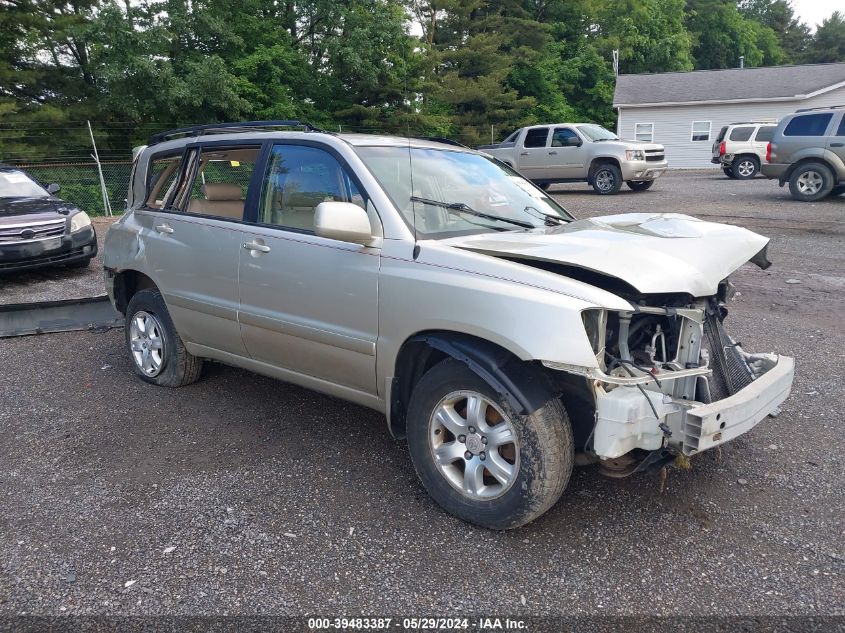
[0,171,843,620]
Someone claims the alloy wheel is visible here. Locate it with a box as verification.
[595,169,615,192]
[129,310,165,377]
[797,170,823,195]
[428,391,519,500]
[736,160,756,177]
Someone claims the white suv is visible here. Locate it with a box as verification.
[712,122,777,179]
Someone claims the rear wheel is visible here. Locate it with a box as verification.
[125,288,203,387]
[733,156,759,180]
[788,162,834,202]
[723,166,737,179]
[538,182,552,191]
[591,163,622,195]
[626,180,654,192]
[406,359,573,529]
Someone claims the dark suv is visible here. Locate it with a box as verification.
[762,105,845,201]
[0,166,97,272]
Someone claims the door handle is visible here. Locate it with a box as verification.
[548,151,558,155]
[243,240,271,253]
[154,223,174,234]
[831,142,844,147]
[519,152,530,156]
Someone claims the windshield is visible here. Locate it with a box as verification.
[0,169,49,198]
[355,146,574,238]
[576,124,619,142]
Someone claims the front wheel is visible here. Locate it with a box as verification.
[406,359,573,529]
[591,163,623,195]
[125,288,203,387]
[626,180,654,192]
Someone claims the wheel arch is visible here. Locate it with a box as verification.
[588,156,621,183]
[388,330,595,446]
[783,156,838,185]
[112,269,158,315]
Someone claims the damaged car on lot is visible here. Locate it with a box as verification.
[103,121,794,529]
[0,165,97,272]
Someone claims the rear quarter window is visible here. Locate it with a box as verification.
[729,127,754,142]
[783,113,834,137]
[716,126,728,142]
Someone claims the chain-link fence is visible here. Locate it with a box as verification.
[7,161,132,216]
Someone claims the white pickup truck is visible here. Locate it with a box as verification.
[478,123,668,195]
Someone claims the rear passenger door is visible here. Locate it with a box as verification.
[136,142,261,358]
[516,127,551,180]
[827,114,845,167]
[237,142,380,396]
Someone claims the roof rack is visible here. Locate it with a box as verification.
[729,119,778,125]
[795,105,845,112]
[415,136,471,149]
[147,120,324,146]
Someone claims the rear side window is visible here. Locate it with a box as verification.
[784,113,834,137]
[185,146,259,221]
[729,127,754,142]
[523,128,549,148]
[754,126,775,142]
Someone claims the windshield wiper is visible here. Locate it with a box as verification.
[410,196,534,229]
[523,206,566,226]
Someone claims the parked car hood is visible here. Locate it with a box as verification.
[0,196,77,225]
[601,140,664,151]
[443,213,769,298]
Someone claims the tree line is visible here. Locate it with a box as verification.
[1,0,843,159]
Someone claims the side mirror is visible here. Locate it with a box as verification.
[314,201,373,244]
[47,183,61,195]
[566,137,582,147]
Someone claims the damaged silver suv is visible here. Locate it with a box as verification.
[104,121,794,529]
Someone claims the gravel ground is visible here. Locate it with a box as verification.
[0,216,114,305]
[0,171,843,619]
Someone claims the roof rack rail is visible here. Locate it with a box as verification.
[147,120,324,145]
[795,105,845,112]
[415,136,471,149]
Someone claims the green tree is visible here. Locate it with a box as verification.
[804,11,845,63]
[739,0,811,62]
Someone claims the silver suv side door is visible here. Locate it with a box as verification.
[134,145,253,357]
[237,142,380,395]
[827,113,845,169]
[547,127,585,179]
[517,127,552,180]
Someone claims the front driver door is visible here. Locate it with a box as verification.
[548,128,585,179]
[237,143,380,396]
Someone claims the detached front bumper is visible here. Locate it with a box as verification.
[593,354,794,459]
[0,226,97,273]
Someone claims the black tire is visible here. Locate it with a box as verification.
[67,257,92,269]
[831,185,845,197]
[591,163,623,195]
[538,182,552,191]
[125,288,202,387]
[626,180,654,192]
[788,162,834,202]
[723,166,737,179]
[732,155,760,180]
[406,359,573,529]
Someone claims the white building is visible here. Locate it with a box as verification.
[613,62,845,168]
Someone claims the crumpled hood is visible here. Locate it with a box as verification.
[444,213,770,298]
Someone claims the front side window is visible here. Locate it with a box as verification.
[691,121,711,142]
[258,145,365,232]
[784,113,834,137]
[551,128,579,147]
[523,128,550,148]
[355,146,574,239]
[634,123,654,142]
[729,126,754,142]
[0,169,49,198]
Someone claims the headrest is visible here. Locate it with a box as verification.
[203,183,242,201]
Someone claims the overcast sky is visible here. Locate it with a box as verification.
[790,0,845,30]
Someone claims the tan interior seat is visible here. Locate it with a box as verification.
[188,183,244,220]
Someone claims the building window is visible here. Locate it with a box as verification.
[634,123,653,142]
[691,121,711,142]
